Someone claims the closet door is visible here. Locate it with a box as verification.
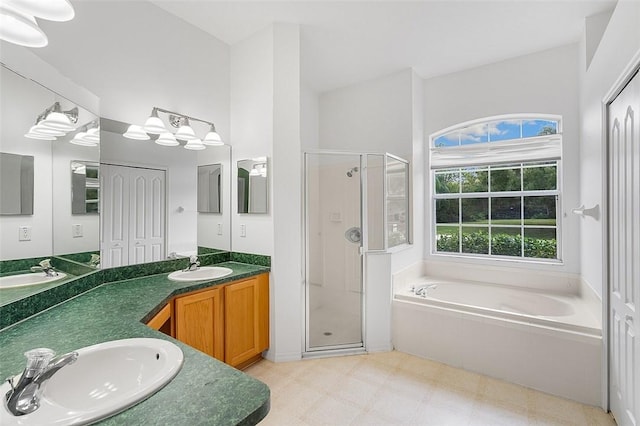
[101,165,129,268]
[608,70,639,426]
[129,168,165,264]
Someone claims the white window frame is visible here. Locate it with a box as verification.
[429,114,563,264]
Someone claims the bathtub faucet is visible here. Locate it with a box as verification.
[411,284,437,298]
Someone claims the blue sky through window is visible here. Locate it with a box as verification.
[433,118,558,147]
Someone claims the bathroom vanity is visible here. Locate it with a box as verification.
[149,272,270,369]
[0,263,270,425]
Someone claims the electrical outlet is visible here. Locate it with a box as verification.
[217,223,223,236]
[72,224,83,238]
[18,226,31,241]
[240,224,246,237]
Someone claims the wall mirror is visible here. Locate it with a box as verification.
[99,118,231,269]
[237,157,268,214]
[71,161,100,214]
[198,164,222,214]
[0,64,100,306]
[0,153,34,215]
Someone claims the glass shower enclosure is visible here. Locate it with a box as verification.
[304,151,410,354]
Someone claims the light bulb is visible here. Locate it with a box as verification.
[6,0,75,22]
[203,125,223,145]
[123,124,150,140]
[40,111,75,132]
[0,4,47,47]
[184,138,205,150]
[156,133,179,146]
[143,109,167,134]
[24,126,55,140]
[32,124,66,136]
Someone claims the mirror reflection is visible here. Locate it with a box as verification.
[71,161,99,215]
[198,164,222,214]
[100,118,231,269]
[0,153,34,215]
[237,158,268,214]
[0,64,100,265]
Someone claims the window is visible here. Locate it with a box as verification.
[430,116,562,261]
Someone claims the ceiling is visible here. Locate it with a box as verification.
[150,0,616,93]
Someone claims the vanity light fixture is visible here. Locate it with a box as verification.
[0,0,74,48]
[70,121,99,146]
[124,107,224,149]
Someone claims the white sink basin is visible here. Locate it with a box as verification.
[0,272,67,289]
[0,338,184,425]
[168,266,233,282]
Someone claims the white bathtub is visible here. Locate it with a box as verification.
[392,278,603,405]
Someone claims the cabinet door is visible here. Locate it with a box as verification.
[225,274,269,367]
[147,303,173,337]
[175,288,224,361]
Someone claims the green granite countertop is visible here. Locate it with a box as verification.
[0,261,271,425]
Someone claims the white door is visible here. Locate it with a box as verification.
[101,165,128,268]
[609,69,640,426]
[101,165,165,268]
[129,167,165,265]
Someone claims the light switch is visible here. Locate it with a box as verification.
[72,224,83,238]
[18,226,31,241]
[240,224,246,237]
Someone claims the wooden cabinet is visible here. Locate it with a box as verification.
[170,273,269,369]
[224,274,269,368]
[147,303,173,337]
[174,287,224,361]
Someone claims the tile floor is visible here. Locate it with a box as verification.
[245,351,616,426]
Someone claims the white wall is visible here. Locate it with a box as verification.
[316,69,421,352]
[579,2,640,299]
[319,69,413,159]
[230,26,274,256]
[272,24,303,361]
[230,24,303,362]
[301,85,320,150]
[0,66,54,260]
[423,44,581,276]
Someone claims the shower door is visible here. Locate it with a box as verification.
[305,153,364,351]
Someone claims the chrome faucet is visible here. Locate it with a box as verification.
[410,283,438,297]
[88,254,100,267]
[29,259,58,277]
[183,255,200,272]
[4,348,78,416]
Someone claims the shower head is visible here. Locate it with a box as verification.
[346,166,359,177]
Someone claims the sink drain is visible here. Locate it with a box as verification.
[323,332,333,336]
